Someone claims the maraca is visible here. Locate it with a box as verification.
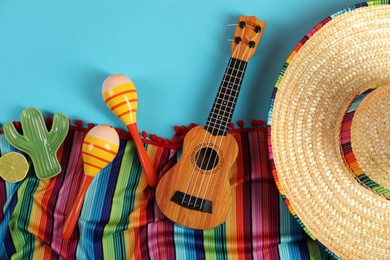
[62,125,119,239]
[102,74,157,187]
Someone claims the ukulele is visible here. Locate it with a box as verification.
[156,16,265,229]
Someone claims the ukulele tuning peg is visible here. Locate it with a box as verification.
[227,37,242,44]
[239,21,246,28]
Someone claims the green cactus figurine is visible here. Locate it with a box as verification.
[3,107,69,179]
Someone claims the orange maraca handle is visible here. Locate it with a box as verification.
[62,174,94,239]
[127,123,157,187]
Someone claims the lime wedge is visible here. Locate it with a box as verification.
[0,152,29,183]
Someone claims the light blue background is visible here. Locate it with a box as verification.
[0,0,358,138]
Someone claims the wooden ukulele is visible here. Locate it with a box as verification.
[156,16,265,229]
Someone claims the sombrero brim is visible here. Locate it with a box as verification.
[267,1,390,259]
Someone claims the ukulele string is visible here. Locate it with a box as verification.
[183,57,237,208]
[198,52,251,210]
[184,21,260,210]
[180,43,239,206]
[181,61,239,206]
[192,25,248,209]
[183,22,251,207]
[196,61,245,210]
[193,60,242,209]
[197,28,259,210]
[180,127,210,205]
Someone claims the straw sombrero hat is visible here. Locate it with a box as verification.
[267,1,390,259]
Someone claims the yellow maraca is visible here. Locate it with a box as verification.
[62,124,119,239]
[102,74,157,187]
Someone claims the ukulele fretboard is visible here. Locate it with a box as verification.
[205,58,247,136]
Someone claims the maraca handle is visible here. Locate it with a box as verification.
[127,123,157,187]
[62,174,94,239]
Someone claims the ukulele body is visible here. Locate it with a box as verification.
[156,126,238,229]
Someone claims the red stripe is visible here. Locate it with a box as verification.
[82,151,111,164]
[111,99,138,110]
[104,89,136,103]
[84,161,103,170]
[234,132,246,257]
[42,133,73,252]
[118,109,137,119]
[60,130,85,258]
[240,132,253,258]
[83,141,117,156]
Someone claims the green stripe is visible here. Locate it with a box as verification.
[368,0,390,6]
[213,223,227,259]
[358,174,390,197]
[102,141,138,259]
[115,142,141,259]
[307,240,330,260]
[203,228,217,259]
[9,176,39,259]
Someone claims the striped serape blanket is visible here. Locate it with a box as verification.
[0,122,332,259]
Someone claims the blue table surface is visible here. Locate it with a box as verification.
[0,0,358,138]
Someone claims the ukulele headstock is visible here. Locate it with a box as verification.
[231,16,266,62]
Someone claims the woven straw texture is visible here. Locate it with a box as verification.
[268,1,390,259]
[351,85,390,190]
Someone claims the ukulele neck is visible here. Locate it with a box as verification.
[205,57,247,136]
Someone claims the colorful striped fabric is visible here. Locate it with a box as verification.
[1,123,331,259]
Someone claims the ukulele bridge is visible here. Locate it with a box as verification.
[171,191,212,213]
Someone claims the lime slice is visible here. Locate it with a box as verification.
[0,152,29,183]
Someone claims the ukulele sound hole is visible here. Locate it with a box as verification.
[195,147,219,171]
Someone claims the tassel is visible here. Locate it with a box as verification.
[75,120,83,127]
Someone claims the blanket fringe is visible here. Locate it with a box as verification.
[1,118,265,149]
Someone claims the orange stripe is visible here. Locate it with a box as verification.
[133,229,142,259]
[153,147,164,172]
[111,99,138,110]
[37,179,56,239]
[104,90,136,103]
[84,161,103,170]
[118,109,137,118]
[83,141,118,155]
[82,151,112,164]
[32,140,67,242]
